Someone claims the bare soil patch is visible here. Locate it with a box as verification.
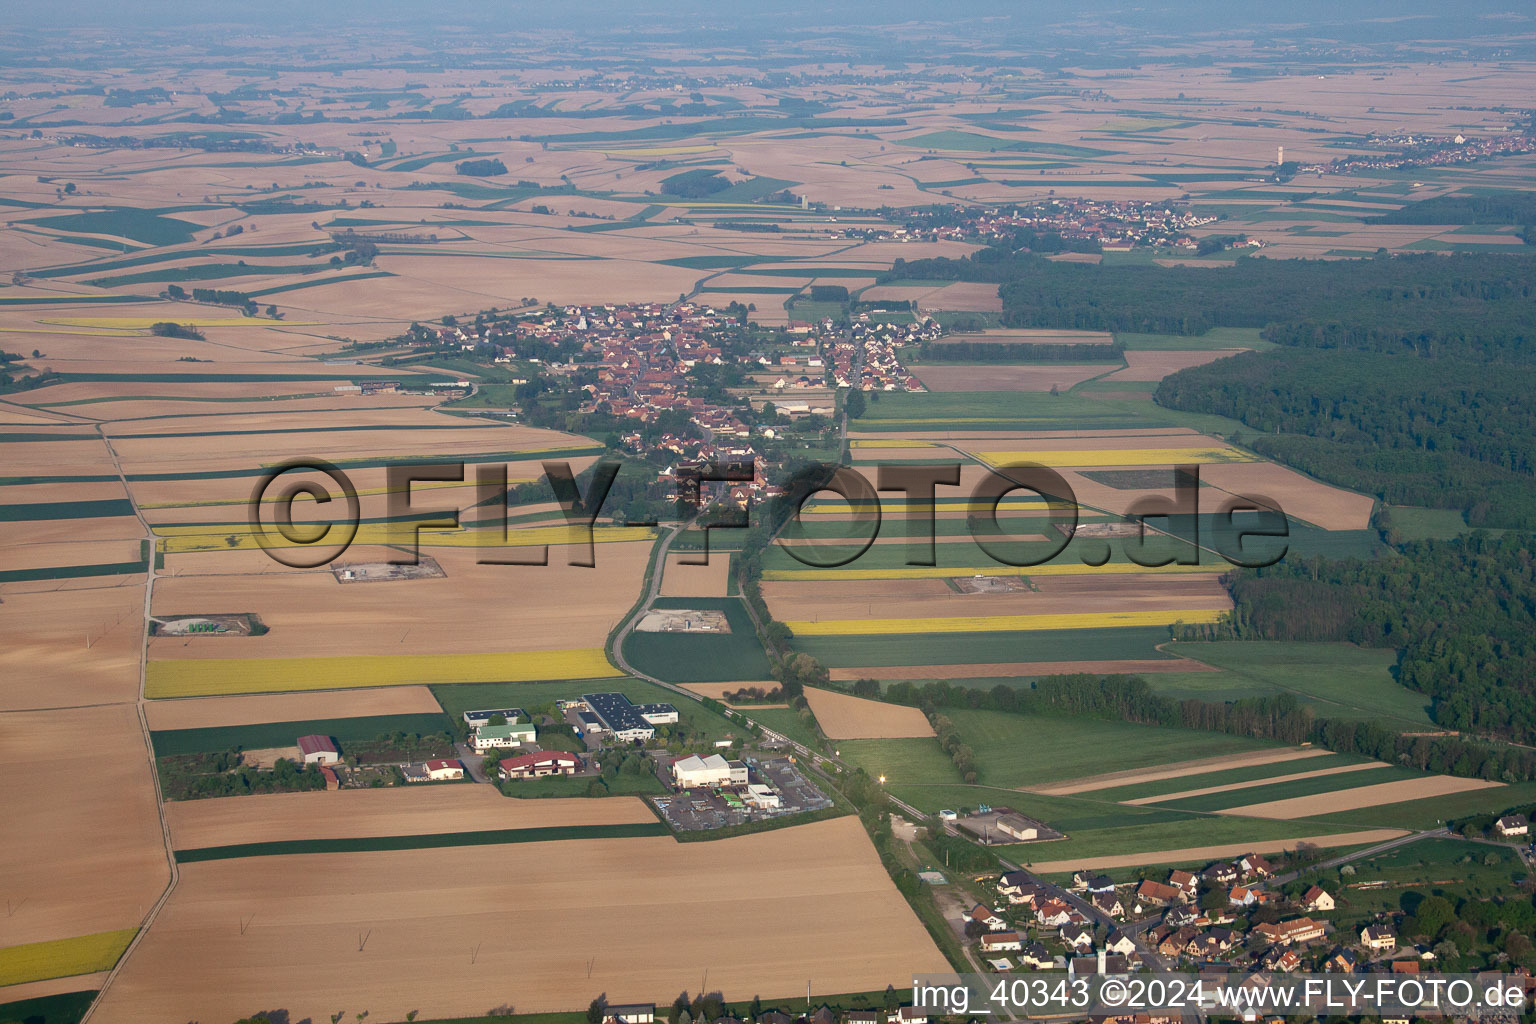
[1023,829,1409,873]
[1220,776,1503,820]
[1124,761,1388,805]
[802,687,935,739]
[1028,747,1331,796]
[915,364,1109,393]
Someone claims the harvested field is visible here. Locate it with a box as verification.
[1220,775,1503,820]
[143,686,443,732]
[763,573,1229,624]
[919,281,1003,312]
[147,542,650,661]
[1028,747,1330,795]
[1101,349,1246,382]
[934,329,1114,346]
[658,549,732,598]
[828,658,1215,681]
[1124,761,1387,805]
[915,364,1110,393]
[92,817,948,1021]
[0,706,169,949]
[1022,829,1410,874]
[165,786,657,851]
[0,580,147,710]
[802,687,934,739]
[1200,461,1374,531]
[784,607,1224,635]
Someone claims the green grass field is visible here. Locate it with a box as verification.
[1153,641,1434,727]
[1152,765,1417,813]
[1313,838,1527,919]
[149,712,453,757]
[32,208,200,245]
[793,625,1179,668]
[1303,781,1536,832]
[1086,751,1368,802]
[941,708,1277,788]
[742,705,824,750]
[621,597,773,683]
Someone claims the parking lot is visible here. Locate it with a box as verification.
[651,755,833,832]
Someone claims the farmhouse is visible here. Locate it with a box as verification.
[296,734,339,765]
[472,721,537,751]
[1136,880,1183,907]
[964,904,1009,931]
[498,751,582,779]
[425,759,464,781]
[1496,813,1529,836]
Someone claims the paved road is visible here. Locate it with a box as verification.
[1269,827,1448,885]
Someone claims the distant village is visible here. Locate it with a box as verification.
[1299,130,1536,176]
[845,198,1223,250]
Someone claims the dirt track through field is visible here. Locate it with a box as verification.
[1027,747,1331,795]
[1123,760,1387,804]
[91,817,949,1021]
[802,687,935,739]
[1023,829,1410,873]
[1219,775,1503,819]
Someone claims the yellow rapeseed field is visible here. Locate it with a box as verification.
[154,523,656,554]
[145,649,619,698]
[762,562,1226,581]
[973,447,1258,467]
[784,608,1226,635]
[0,928,137,987]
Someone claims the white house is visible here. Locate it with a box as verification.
[1361,924,1397,951]
[980,931,1023,953]
[1303,886,1336,912]
[472,722,536,751]
[297,734,339,765]
[1496,814,1529,837]
[424,758,464,780]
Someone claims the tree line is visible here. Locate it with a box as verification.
[872,670,1536,783]
[1156,347,1536,528]
[1186,533,1536,748]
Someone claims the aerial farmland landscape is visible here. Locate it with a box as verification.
[3,2,1536,1022]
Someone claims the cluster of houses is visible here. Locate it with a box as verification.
[1297,129,1536,176]
[851,199,1220,250]
[824,313,930,392]
[969,852,1436,977]
[599,1003,929,1024]
[294,734,463,788]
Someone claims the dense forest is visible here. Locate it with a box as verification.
[1177,533,1536,746]
[881,251,1536,361]
[1156,348,1536,528]
[876,670,1536,783]
[1366,192,1536,227]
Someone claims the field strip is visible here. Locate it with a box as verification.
[38,316,322,328]
[1218,776,1503,819]
[0,970,110,1004]
[153,523,656,554]
[145,649,619,698]
[1027,746,1331,795]
[165,786,657,851]
[829,658,1214,680]
[177,823,671,862]
[764,563,1226,581]
[1022,830,1410,873]
[973,447,1258,467]
[784,608,1224,635]
[1123,761,1388,805]
[0,928,137,988]
[802,687,935,739]
[143,686,443,730]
